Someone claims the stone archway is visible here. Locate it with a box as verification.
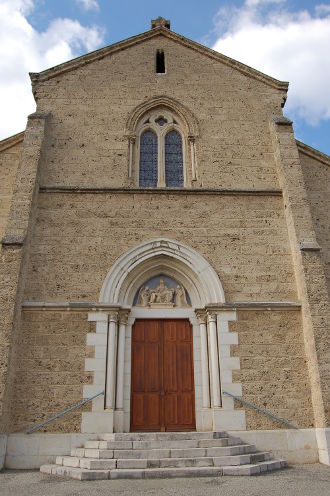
[81,239,245,434]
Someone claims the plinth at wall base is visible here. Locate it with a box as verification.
[316,428,330,465]
[0,434,7,470]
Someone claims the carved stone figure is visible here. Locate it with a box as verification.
[136,279,190,307]
[174,285,189,307]
[150,279,174,304]
[137,286,151,306]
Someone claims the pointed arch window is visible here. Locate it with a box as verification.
[165,130,184,187]
[136,110,187,188]
[139,130,158,187]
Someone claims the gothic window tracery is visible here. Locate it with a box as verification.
[135,109,187,188]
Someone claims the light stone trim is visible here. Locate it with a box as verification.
[99,238,225,306]
[315,428,330,465]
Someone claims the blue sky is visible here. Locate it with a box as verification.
[1,0,329,155]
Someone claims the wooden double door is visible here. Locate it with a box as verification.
[130,319,196,432]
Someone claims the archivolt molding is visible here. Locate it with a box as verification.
[125,96,199,139]
[99,238,225,307]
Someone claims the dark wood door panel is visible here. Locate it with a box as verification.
[131,319,195,432]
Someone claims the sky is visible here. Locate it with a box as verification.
[0,0,329,155]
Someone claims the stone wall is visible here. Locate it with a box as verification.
[0,139,22,240]
[231,310,314,430]
[34,36,284,190]
[299,149,330,300]
[9,310,94,433]
[24,192,297,303]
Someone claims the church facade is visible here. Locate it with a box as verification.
[0,18,329,469]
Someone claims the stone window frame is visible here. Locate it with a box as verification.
[135,109,187,188]
[126,97,200,187]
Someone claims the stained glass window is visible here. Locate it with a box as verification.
[139,130,158,187]
[165,130,184,187]
[156,117,167,126]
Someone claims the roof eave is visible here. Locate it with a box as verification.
[0,131,25,152]
[297,139,330,166]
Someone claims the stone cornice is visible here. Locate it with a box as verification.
[39,186,282,197]
[22,301,301,311]
[296,140,330,167]
[206,301,301,311]
[0,131,24,153]
[29,27,289,92]
[22,301,125,312]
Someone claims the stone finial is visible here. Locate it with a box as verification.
[151,17,171,30]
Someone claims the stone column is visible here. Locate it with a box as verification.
[116,312,128,410]
[197,313,210,408]
[207,312,221,408]
[105,312,118,410]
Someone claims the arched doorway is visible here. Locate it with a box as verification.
[81,239,245,434]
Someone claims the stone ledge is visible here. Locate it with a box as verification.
[298,240,321,252]
[22,301,302,311]
[1,233,25,246]
[272,116,293,126]
[39,186,283,196]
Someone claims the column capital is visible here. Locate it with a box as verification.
[108,312,118,323]
[207,312,217,323]
[119,310,130,325]
[195,310,207,325]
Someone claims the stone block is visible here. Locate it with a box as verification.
[81,411,113,433]
[116,458,148,469]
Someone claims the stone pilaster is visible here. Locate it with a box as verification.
[270,116,330,432]
[0,112,50,434]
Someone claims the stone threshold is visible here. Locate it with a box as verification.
[39,186,283,196]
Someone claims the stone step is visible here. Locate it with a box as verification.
[57,450,271,471]
[41,464,110,480]
[110,466,223,479]
[99,431,227,442]
[57,456,117,470]
[113,445,256,459]
[41,459,287,480]
[222,459,287,476]
[84,438,231,450]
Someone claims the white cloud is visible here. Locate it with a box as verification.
[0,0,105,140]
[315,3,330,15]
[212,1,330,125]
[75,0,100,11]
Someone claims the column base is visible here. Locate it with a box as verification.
[197,408,213,431]
[81,412,113,433]
[114,410,125,432]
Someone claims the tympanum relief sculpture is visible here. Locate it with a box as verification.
[137,278,190,308]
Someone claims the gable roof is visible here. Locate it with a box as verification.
[30,26,289,92]
[0,131,24,152]
[296,140,330,167]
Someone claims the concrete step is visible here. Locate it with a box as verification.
[99,431,227,442]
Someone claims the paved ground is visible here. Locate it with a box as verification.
[0,464,329,496]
